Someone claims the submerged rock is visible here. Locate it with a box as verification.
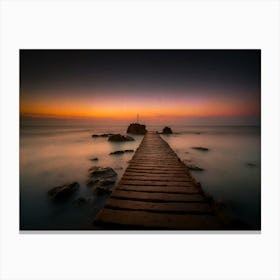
[110,150,124,155]
[110,149,134,155]
[92,133,113,138]
[124,149,134,153]
[88,166,117,179]
[95,186,113,195]
[73,196,96,206]
[99,179,116,186]
[90,178,116,195]
[87,166,117,186]
[90,157,98,161]
[162,126,173,134]
[108,134,135,142]
[127,123,147,135]
[186,164,204,171]
[192,147,209,152]
[48,182,79,200]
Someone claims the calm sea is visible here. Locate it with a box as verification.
[20,123,260,230]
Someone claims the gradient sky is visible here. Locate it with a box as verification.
[20,50,260,125]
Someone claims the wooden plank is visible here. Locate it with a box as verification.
[111,190,205,202]
[128,161,186,166]
[95,209,223,230]
[128,161,182,166]
[126,167,189,172]
[121,176,191,182]
[117,185,200,194]
[133,156,178,159]
[124,170,191,176]
[122,172,190,178]
[106,198,212,214]
[125,168,187,173]
[119,180,195,187]
[127,166,188,172]
[139,152,176,154]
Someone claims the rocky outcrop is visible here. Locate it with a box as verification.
[87,166,117,186]
[192,147,209,151]
[93,179,116,195]
[127,123,147,135]
[162,126,173,134]
[98,179,116,186]
[48,182,79,200]
[94,185,113,195]
[109,149,134,155]
[108,134,135,142]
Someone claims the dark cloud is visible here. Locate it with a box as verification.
[20,49,260,98]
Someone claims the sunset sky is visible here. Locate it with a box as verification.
[20,50,260,125]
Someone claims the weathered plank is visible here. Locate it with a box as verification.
[126,166,188,172]
[123,171,189,176]
[125,170,190,175]
[106,198,212,214]
[117,185,200,194]
[111,190,205,202]
[121,175,192,182]
[95,209,223,230]
[126,167,188,172]
[119,180,195,187]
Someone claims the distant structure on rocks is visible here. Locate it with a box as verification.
[127,123,147,135]
[127,114,147,135]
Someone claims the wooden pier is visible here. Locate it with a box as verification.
[95,132,226,230]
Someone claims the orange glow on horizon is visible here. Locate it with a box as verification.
[20,90,260,120]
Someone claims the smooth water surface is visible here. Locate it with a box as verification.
[20,124,260,230]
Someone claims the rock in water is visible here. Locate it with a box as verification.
[186,164,204,171]
[93,179,116,195]
[110,150,125,155]
[108,134,135,142]
[110,149,134,155]
[91,133,113,138]
[127,123,147,134]
[73,196,96,206]
[95,186,113,195]
[48,182,79,200]
[87,166,117,186]
[192,147,209,152]
[162,126,173,134]
[99,179,116,186]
